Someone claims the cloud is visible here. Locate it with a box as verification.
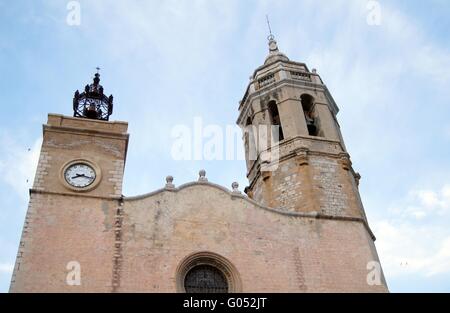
[376,221,450,278]
[377,3,450,87]
[374,184,450,278]
[390,185,450,219]
[415,187,450,211]
[0,133,41,201]
[0,263,13,275]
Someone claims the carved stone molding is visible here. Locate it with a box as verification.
[354,172,361,187]
[261,170,271,181]
[295,147,309,166]
[339,153,352,171]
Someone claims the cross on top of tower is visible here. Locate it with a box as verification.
[266,15,275,41]
[266,15,277,51]
[263,17,289,65]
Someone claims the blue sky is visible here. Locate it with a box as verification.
[1,0,450,293]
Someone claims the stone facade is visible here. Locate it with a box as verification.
[9,38,388,293]
[10,179,387,292]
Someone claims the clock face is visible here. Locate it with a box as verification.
[64,163,96,188]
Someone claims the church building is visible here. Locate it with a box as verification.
[9,35,388,293]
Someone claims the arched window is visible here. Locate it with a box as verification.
[184,264,229,293]
[244,117,257,162]
[177,252,242,293]
[301,94,319,136]
[268,100,284,142]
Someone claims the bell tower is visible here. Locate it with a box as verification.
[238,35,366,220]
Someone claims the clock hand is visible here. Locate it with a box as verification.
[72,174,93,179]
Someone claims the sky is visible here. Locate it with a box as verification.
[0,0,450,293]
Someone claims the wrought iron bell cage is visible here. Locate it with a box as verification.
[73,73,113,121]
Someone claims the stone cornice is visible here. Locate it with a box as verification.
[123,181,376,241]
[47,113,128,127]
[43,124,129,141]
[30,188,123,201]
[251,59,310,78]
[245,135,346,180]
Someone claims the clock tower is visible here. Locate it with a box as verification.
[9,73,129,292]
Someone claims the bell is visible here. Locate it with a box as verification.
[84,103,99,119]
[307,124,317,136]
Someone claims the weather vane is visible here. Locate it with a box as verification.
[96,67,101,74]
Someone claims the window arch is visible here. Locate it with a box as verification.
[244,117,257,162]
[176,252,242,293]
[268,100,284,142]
[245,116,252,127]
[300,94,319,136]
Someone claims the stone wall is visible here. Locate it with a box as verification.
[249,150,363,219]
[11,182,387,292]
[10,193,117,292]
[119,183,387,292]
